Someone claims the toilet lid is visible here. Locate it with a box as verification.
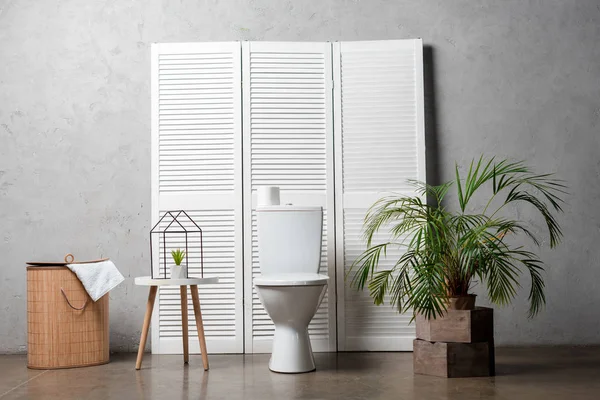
[254,273,329,286]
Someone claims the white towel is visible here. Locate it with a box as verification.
[67,260,125,302]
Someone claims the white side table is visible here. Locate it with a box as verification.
[134,276,219,371]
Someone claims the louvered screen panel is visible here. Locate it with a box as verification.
[334,40,426,351]
[242,41,336,353]
[342,209,414,343]
[158,49,237,192]
[151,42,243,354]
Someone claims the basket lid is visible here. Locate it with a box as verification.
[27,254,109,266]
[26,262,69,266]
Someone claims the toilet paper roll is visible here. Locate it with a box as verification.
[257,186,280,206]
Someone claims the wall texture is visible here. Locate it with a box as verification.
[1,0,599,353]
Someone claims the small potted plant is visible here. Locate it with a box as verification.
[351,156,566,319]
[170,249,186,279]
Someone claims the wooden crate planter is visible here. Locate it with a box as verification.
[413,339,495,378]
[416,307,493,343]
[414,307,495,377]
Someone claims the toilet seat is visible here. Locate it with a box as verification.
[254,273,328,286]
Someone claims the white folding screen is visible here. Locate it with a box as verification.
[151,39,424,354]
[150,42,244,354]
[333,40,426,351]
[242,42,336,353]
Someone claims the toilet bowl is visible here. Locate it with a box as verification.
[254,205,328,373]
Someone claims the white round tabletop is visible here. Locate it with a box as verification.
[134,276,219,286]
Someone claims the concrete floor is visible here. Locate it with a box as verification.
[1,347,599,399]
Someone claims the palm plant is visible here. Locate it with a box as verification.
[351,157,566,320]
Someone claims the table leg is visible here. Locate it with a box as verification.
[136,285,158,370]
[191,285,209,370]
[180,285,189,364]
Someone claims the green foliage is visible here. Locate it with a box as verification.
[171,249,186,266]
[350,156,566,320]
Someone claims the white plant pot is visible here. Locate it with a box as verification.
[170,264,187,279]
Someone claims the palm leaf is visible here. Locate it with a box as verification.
[349,156,566,320]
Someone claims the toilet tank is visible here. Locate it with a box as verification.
[257,206,323,276]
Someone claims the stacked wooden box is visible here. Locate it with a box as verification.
[413,307,495,378]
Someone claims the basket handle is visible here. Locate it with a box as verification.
[60,288,88,311]
[64,253,109,264]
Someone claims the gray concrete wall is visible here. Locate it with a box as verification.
[1,0,599,353]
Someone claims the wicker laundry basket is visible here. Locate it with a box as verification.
[27,260,109,369]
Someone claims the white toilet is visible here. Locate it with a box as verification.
[254,203,328,373]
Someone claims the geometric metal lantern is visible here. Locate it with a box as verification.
[149,210,203,279]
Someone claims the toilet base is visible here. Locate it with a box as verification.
[269,366,316,374]
[269,325,316,373]
[255,283,327,374]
